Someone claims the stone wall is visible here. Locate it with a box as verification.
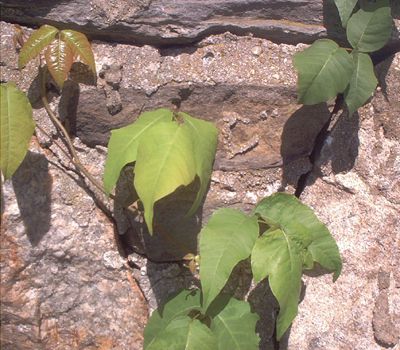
[1,1,400,349]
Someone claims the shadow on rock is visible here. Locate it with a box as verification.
[12,151,52,246]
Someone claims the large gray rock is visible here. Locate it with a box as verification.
[0,0,328,45]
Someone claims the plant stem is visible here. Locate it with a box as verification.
[39,67,114,200]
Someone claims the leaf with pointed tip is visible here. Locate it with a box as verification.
[60,30,96,74]
[146,316,217,350]
[144,290,202,349]
[18,25,58,69]
[254,193,342,280]
[134,121,197,233]
[347,0,392,52]
[293,39,354,105]
[199,208,259,310]
[103,109,173,194]
[0,83,35,179]
[344,52,377,115]
[334,0,358,27]
[211,297,260,350]
[251,228,303,340]
[45,37,74,88]
[179,112,218,216]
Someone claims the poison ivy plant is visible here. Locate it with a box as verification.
[144,290,259,350]
[0,82,35,179]
[294,0,393,114]
[104,108,218,233]
[18,24,96,88]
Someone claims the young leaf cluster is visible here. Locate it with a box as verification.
[18,24,96,88]
[103,108,218,234]
[294,0,393,115]
[144,193,342,348]
[0,83,35,179]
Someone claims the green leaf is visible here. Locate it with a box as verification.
[334,0,358,27]
[344,52,377,115]
[199,208,259,310]
[146,316,217,350]
[211,297,260,350]
[251,228,302,340]
[18,25,58,69]
[103,109,173,194]
[144,290,202,349]
[252,193,342,339]
[254,193,342,280]
[45,37,74,88]
[60,30,96,74]
[293,39,354,105]
[0,83,35,179]
[179,112,218,216]
[134,121,197,233]
[347,0,392,52]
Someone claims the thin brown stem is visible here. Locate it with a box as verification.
[35,124,71,159]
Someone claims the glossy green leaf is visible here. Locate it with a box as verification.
[45,37,74,88]
[211,297,260,350]
[199,208,259,310]
[0,83,35,179]
[334,0,358,27]
[179,112,218,216]
[293,39,354,105]
[146,316,217,350]
[347,0,392,52]
[60,30,96,74]
[103,109,173,194]
[254,193,342,280]
[18,25,58,69]
[144,290,202,349]
[344,52,377,115]
[134,121,197,233]
[252,193,342,339]
[251,228,302,339]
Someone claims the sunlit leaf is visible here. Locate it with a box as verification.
[103,109,173,194]
[199,208,259,310]
[61,30,96,74]
[347,0,392,52]
[211,297,260,350]
[134,121,197,233]
[0,83,35,179]
[293,39,354,105]
[144,290,202,349]
[252,193,342,339]
[344,52,377,115]
[45,37,74,88]
[18,24,58,69]
[333,0,358,27]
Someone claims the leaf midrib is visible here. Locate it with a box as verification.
[354,10,376,49]
[215,315,241,349]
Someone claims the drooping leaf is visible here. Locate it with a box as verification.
[251,228,303,340]
[144,289,202,349]
[210,297,260,350]
[134,121,197,233]
[146,316,217,350]
[199,208,259,310]
[0,83,35,179]
[60,30,96,74]
[18,24,58,69]
[44,37,74,88]
[347,0,392,52]
[103,109,173,194]
[344,52,377,115]
[293,39,354,105]
[179,112,218,216]
[254,193,342,280]
[252,193,342,339]
[334,0,358,27]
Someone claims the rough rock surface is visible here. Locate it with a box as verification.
[1,14,400,350]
